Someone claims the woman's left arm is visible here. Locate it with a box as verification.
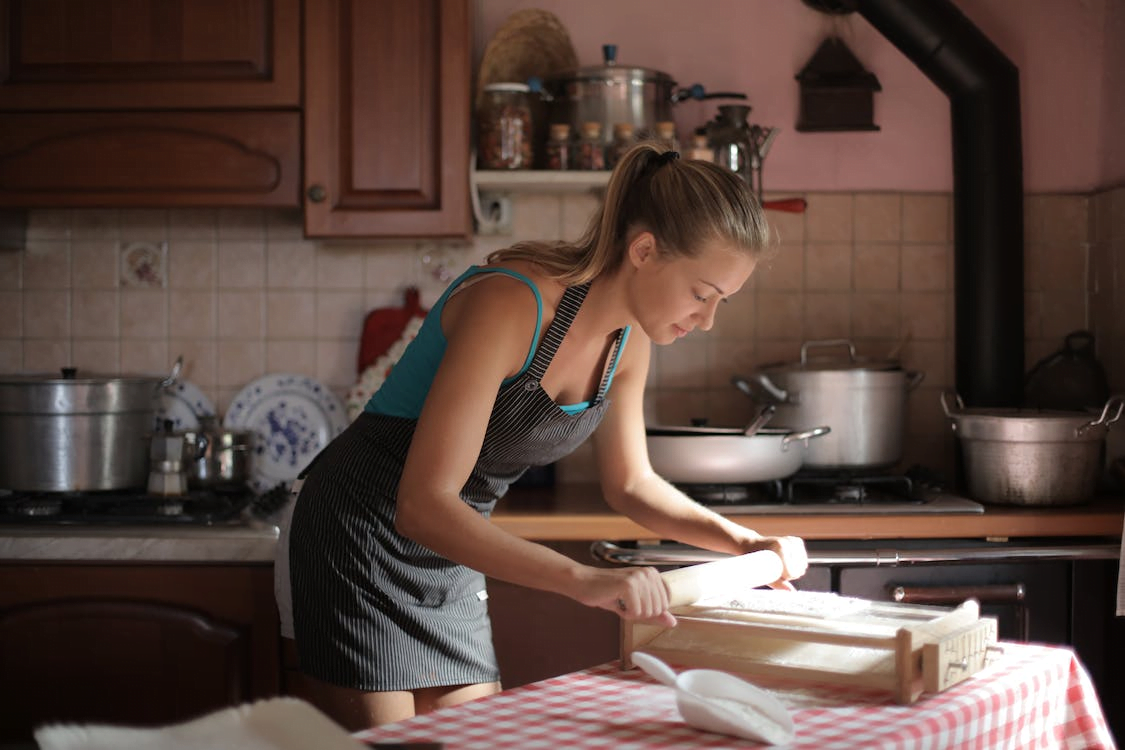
[592,337,808,587]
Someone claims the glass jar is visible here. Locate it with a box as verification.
[654,120,680,153]
[477,82,533,169]
[576,121,606,170]
[544,123,573,170]
[687,132,714,162]
[608,122,636,168]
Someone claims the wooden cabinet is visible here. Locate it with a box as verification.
[302,0,472,238]
[0,563,280,744]
[0,0,300,207]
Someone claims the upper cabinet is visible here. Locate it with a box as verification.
[0,0,302,208]
[302,0,471,239]
[0,0,472,238]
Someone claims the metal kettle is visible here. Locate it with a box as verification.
[705,104,778,199]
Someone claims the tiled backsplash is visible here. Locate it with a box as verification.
[2,187,1122,483]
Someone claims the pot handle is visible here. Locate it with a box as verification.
[1078,395,1124,436]
[780,425,830,449]
[159,355,183,390]
[940,391,965,418]
[750,373,791,404]
[801,339,856,364]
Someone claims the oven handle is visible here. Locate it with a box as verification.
[590,540,1121,567]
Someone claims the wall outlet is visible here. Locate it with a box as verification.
[476,193,512,235]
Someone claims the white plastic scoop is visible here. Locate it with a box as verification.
[632,651,795,746]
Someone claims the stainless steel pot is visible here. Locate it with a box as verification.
[942,392,1124,506]
[0,367,165,491]
[748,340,924,470]
[542,44,744,147]
[178,416,253,490]
[646,425,830,484]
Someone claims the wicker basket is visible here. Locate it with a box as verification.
[476,8,578,113]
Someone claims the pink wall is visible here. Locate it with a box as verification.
[475,0,1121,193]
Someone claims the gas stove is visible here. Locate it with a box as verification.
[0,486,257,526]
[679,466,985,515]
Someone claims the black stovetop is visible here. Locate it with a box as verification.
[0,486,255,526]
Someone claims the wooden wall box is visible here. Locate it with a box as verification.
[796,36,881,132]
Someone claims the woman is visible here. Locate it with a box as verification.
[275,142,808,730]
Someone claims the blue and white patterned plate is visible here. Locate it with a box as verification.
[156,379,216,431]
[223,373,349,494]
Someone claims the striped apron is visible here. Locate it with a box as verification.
[285,277,626,691]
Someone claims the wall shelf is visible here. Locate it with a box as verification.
[471,168,609,235]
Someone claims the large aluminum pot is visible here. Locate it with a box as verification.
[941,393,1123,506]
[646,425,830,484]
[749,340,924,470]
[178,416,254,490]
[0,367,164,491]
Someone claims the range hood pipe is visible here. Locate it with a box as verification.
[856,0,1025,407]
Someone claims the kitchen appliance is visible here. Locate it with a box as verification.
[542,44,745,147]
[0,486,255,526]
[0,366,171,492]
[704,103,778,199]
[746,339,924,470]
[942,393,1124,506]
[618,552,1000,705]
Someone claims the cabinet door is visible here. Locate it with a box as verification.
[0,0,300,109]
[303,0,471,238]
[0,564,280,743]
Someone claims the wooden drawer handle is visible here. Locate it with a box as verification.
[891,583,1025,606]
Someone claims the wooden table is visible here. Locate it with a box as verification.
[355,642,1115,749]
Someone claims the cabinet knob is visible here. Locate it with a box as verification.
[306,184,327,203]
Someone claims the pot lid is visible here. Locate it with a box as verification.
[759,339,901,373]
[545,43,674,85]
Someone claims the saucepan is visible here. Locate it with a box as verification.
[646,424,830,484]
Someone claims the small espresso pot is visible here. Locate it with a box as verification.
[178,416,254,490]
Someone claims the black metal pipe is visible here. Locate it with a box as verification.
[856,0,1025,407]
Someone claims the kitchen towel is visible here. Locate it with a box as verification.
[34,697,366,750]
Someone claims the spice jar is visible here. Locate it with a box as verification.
[687,132,714,162]
[545,123,573,170]
[654,120,680,153]
[576,121,606,170]
[477,82,534,169]
[608,122,636,168]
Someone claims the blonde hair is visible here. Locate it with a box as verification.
[488,142,770,284]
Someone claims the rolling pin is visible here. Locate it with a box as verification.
[661,550,784,607]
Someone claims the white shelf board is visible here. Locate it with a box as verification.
[473,170,610,193]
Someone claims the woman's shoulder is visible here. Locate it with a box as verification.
[466,260,567,308]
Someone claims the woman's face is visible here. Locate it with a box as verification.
[628,233,757,345]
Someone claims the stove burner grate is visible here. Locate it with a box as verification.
[0,487,253,525]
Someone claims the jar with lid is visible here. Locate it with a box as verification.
[687,132,713,162]
[654,120,680,154]
[608,122,636,168]
[576,121,606,170]
[544,123,573,170]
[477,82,534,169]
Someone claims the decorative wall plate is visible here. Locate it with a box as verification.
[156,379,216,431]
[223,373,349,494]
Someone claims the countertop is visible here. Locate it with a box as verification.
[0,484,1120,564]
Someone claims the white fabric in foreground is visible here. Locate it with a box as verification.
[34,697,366,750]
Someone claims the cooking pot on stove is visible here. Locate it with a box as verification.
[942,392,1123,506]
[0,365,170,492]
[177,415,253,490]
[745,340,924,470]
[646,425,830,484]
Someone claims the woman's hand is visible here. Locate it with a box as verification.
[745,535,808,591]
[572,565,677,627]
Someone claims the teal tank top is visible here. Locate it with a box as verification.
[365,266,629,418]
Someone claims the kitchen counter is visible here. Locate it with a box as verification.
[0,484,1119,564]
[0,519,279,562]
[495,483,1125,541]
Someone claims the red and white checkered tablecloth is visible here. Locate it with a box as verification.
[354,641,1115,749]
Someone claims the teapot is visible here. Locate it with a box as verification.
[705,104,778,199]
